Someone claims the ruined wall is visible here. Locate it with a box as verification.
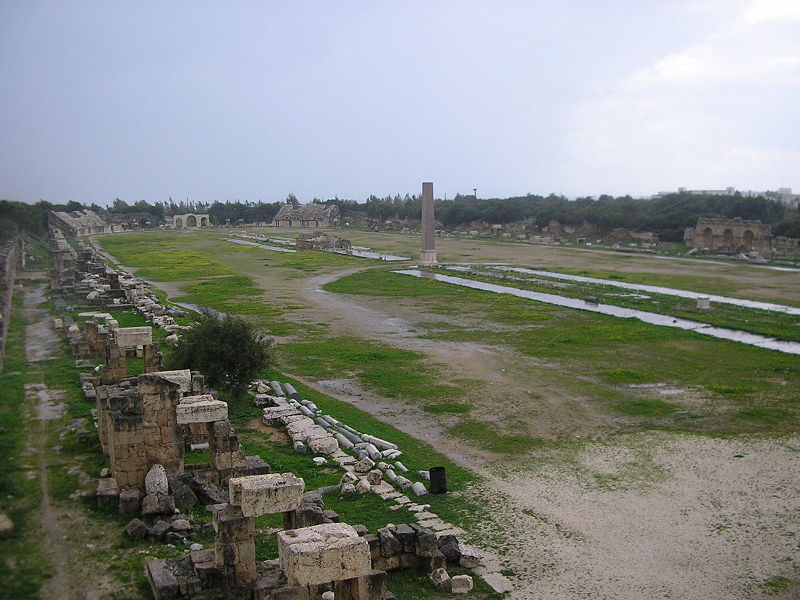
[0,236,20,373]
[684,217,773,255]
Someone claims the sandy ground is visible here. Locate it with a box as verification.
[466,433,800,600]
[97,231,800,598]
[22,283,126,600]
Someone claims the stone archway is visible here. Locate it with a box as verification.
[186,215,197,227]
[174,217,183,228]
[200,216,209,227]
[722,229,734,250]
[702,227,713,248]
[743,230,754,250]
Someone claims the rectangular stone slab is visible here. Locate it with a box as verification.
[176,396,228,424]
[228,473,304,517]
[278,522,372,586]
[115,326,153,347]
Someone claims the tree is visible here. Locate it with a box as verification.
[167,310,272,399]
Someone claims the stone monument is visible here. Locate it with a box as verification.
[419,181,438,267]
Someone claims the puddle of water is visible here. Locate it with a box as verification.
[485,266,800,316]
[328,248,410,261]
[394,269,800,355]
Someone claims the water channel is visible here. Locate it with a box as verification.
[394,269,800,355]
[480,265,800,316]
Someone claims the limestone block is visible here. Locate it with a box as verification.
[451,574,474,594]
[141,493,176,516]
[336,569,388,600]
[411,482,428,496]
[124,518,148,540]
[278,523,372,587]
[119,487,143,514]
[366,470,382,486]
[459,545,484,569]
[263,406,301,425]
[96,477,119,509]
[355,479,371,494]
[229,473,305,517]
[116,326,153,347]
[354,457,375,473]
[308,435,338,455]
[429,567,450,589]
[145,464,169,496]
[176,396,228,425]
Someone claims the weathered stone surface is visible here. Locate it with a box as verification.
[229,473,304,517]
[278,523,372,587]
[115,326,152,348]
[414,527,440,558]
[337,569,388,600]
[145,558,179,600]
[459,544,484,569]
[171,480,198,512]
[451,574,474,594]
[377,527,402,557]
[394,524,416,554]
[428,567,450,589]
[150,520,171,540]
[176,395,228,425]
[308,435,338,455]
[270,586,310,600]
[482,572,514,593]
[245,455,271,476]
[410,482,428,496]
[365,469,382,486]
[96,476,119,508]
[145,464,169,496]
[141,493,176,516]
[119,487,143,514]
[354,457,374,473]
[355,479,371,494]
[181,472,227,505]
[124,518,148,540]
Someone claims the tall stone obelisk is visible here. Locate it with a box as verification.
[419,181,438,266]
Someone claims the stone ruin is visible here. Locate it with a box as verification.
[295,232,351,251]
[145,470,478,600]
[94,369,270,518]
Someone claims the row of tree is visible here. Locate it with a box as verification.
[2,192,798,243]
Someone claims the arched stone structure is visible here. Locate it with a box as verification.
[169,214,210,229]
[684,217,772,256]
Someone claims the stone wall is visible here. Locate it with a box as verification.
[0,236,20,373]
[684,217,773,256]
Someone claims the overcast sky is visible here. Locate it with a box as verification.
[1,0,798,205]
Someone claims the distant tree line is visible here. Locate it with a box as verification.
[1,192,798,243]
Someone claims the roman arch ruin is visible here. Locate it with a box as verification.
[684,217,773,256]
[169,214,210,229]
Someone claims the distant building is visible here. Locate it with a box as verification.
[49,210,114,236]
[272,204,340,227]
[168,213,210,229]
[684,217,772,256]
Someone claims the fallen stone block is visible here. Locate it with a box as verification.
[124,518,149,541]
[181,472,228,505]
[278,523,372,587]
[141,493,176,516]
[96,477,119,509]
[175,395,228,424]
[410,482,428,497]
[336,569,388,600]
[119,487,143,514]
[482,572,514,593]
[229,473,305,517]
[451,574,474,594]
[115,326,152,347]
[145,464,169,496]
[459,544,484,569]
[354,457,375,473]
[428,567,450,589]
[145,559,179,600]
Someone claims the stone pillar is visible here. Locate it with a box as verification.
[103,343,127,384]
[207,420,248,484]
[213,504,256,587]
[138,371,190,476]
[419,181,438,267]
[142,342,162,373]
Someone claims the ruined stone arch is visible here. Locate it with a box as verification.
[743,229,754,249]
[174,217,183,228]
[722,229,734,249]
[702,227,713,248]
[186,215,197,227]
[200,216,209,227]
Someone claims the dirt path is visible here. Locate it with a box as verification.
[22,283,121,600]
